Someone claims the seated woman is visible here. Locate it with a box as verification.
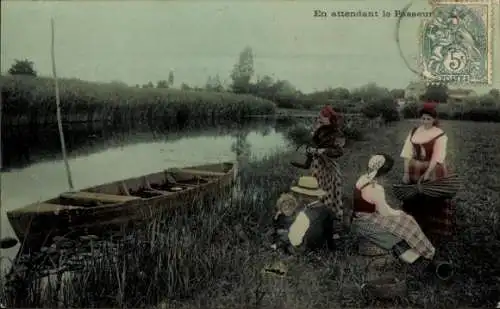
[400,102,455,247]
[351,154,452,279]
[273,176,336,253]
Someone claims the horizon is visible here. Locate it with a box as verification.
[2,1,499,94]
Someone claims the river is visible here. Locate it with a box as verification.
[0,120,294,266]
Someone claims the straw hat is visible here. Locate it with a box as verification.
[290,176,326,197]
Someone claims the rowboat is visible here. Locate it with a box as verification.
[7,162,236,253]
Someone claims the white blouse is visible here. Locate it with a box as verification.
[400,126,448,164]
[356,176,401,217]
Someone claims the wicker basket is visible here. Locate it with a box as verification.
[358,238,388,256]
[363,276,407,299]
[392,174,463,201]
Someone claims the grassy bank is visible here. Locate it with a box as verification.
[2,120,499,308]
[0,75,276,127]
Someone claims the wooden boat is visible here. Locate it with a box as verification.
[7,162,235,253]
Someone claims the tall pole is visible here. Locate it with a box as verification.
[51,18,74,191]
[0,85,3,212]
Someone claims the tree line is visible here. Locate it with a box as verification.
[6,47,500,112]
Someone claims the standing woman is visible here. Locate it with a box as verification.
[291,105,346,236]
[400,102,455,246]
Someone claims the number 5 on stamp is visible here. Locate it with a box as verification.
[419,1,494,85]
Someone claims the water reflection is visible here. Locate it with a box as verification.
[1,119,294,262]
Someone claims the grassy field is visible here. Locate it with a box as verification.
[0,75,276,127]
[2,120,499,308]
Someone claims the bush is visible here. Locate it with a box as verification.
[284,124,311,148]
[341,125,364,141]
[0,75,276,127]
[328,100,362,114]
[401,102,420,119]
[402,100,500,122]
[360,97,400,123]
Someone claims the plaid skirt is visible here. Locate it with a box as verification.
[402,160,456,244]
[352,212,435,259]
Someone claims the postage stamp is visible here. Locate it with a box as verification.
[419,0,494,85]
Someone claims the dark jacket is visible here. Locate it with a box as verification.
[273,202,335,251]
[311,124,344,158]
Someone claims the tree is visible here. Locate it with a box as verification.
[390,89,405,99]
[168,71,175,87]
[142,81,154,88]
[250,75,275,98]
[489,88,500,99]
[272,80,299,98]
[350,83,390,103]
[8,59,37,76]
[180,83,192,91]
[330,87,350,100]
[110,80,128,87]
[205,74,224,92]
[421,83,448,103]
[156,80,169,88]
[478,94,496,107]
[230,46,254,94]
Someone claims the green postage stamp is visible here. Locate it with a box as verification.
[420,0,494,85]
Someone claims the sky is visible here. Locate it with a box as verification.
[1,0,499,93]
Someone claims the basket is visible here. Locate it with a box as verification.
[363,276,407,299]
[392,174,463,201]
[358,238,389,257]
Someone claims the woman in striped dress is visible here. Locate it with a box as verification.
[352,154,451,279]
[400,102,455,247]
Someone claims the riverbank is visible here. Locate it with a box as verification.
[172,120,500,309]
[2,120,499,308]
[0,75,276,127]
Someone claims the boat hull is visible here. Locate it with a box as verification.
[7,162,235,253]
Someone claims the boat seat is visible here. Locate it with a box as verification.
[60,191,141,203]
[172,168,225,177]
[12,203,85,213]
[144,189,178,196]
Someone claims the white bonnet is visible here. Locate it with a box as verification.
[365,154,386,182]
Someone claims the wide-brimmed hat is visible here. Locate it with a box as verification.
[290,176,326,197]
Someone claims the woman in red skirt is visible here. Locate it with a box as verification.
[400,102,455,247]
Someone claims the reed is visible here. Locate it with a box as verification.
[0,75,276,127]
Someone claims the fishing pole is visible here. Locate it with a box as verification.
[51,18,74,191]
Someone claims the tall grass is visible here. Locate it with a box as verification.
[0,152,300,308]
[0,75,276,127]
[1,121,498,309]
